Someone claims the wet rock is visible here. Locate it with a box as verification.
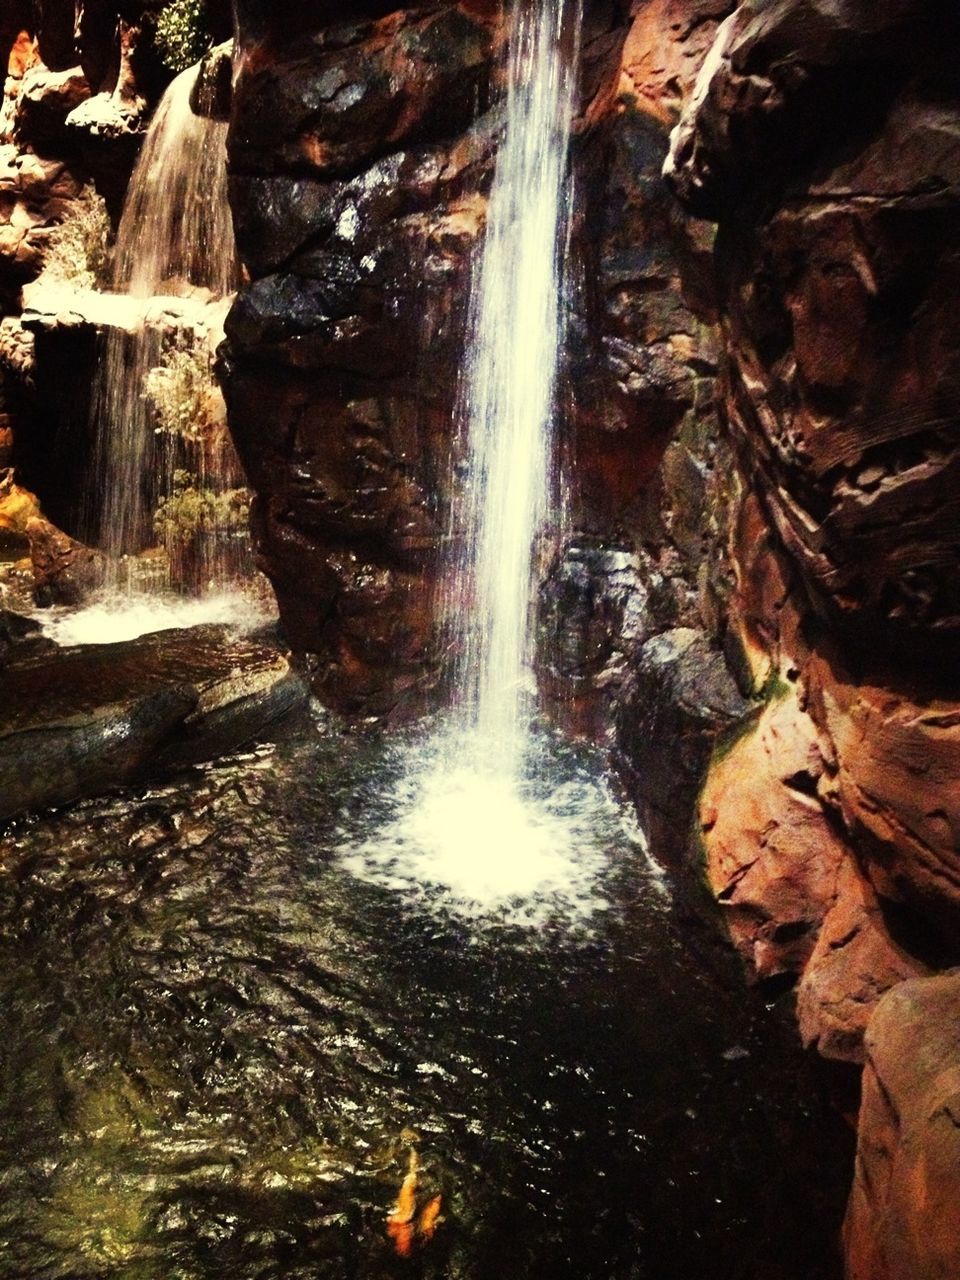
[666,0,960,668]
[617,626,749,864]
[229,8,494,179]
[0,607,51,666]
[191,39,234,121]
[700,686,847,983]
[797,858,930,1064]
[806,648,960,945]
[15,63,91,146]
[0,625,309,823]
[539,542,651,738]
[27,515,105,606]
[844,972,960,1280]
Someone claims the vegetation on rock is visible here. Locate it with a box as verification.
[154,0,210,73]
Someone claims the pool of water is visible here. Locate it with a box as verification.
[0,714,851,1279]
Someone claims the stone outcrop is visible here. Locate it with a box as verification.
[667,0,960,1266]
[222,4,502,715]
[223,0,741,720]
[0,624,309,822]
[845,973,960,1280]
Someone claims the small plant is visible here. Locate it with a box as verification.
[153,472,250,544]
[43,187,111,288]
[145,343,218,444]
[154,0,210,73]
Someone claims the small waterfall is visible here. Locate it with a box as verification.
[449,0,581,771]
[91,62,244,594]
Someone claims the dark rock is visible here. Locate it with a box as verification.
[15,63,91,146]
[0,607,53,666]
[27,515,106,606]
[616,626,749,863]
[191,39,233,121]
[0,625,309,823]
[229,8,495,179]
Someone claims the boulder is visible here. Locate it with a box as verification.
[617,626,749,863]
[797,857,929,1064]
[27,514,105,606]
[0,624,309,823]
[700,685,846,982]
[15,63,91,146]
[844,972,960,1280]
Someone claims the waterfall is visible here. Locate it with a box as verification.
[449,0,581,771]
[91,62,243,593]
[340,0,628,919]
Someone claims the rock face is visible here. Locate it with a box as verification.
[222,4,501,715]
[223,0,737,719]
[845,973,960,1280]
[0,625,309,822]
[667,0,960,1266]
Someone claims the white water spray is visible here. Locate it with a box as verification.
[451,0,581,772]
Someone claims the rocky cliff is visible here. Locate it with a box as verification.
[221,0,735,721]
[666,1,960,1273]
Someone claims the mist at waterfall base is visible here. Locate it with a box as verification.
[341,1,594,919]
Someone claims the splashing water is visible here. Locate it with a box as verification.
[341,2,594,920]
[451,0,581,772]
[90,62,243,591]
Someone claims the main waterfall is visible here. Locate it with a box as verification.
[449,0,580,771]
[341,0,616,922]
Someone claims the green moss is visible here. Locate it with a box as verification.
[154,0,210,72]
[153,474,250,544]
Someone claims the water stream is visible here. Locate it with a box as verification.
[448,0,580,770]
[89,62,246,599]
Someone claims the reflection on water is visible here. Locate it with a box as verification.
[0,718,851,1279]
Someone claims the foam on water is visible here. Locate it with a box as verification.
[339,730,629,928]
[38,589,272,647]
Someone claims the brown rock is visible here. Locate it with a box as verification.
[700,685,846,981]
[806,648,960,941]
[0,468,41,541]
[797,857,929,1064]
[15,63,91,145]
[844,972,960,1280]
[26,514,105,606]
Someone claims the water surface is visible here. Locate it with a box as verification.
[0,718,851,1279]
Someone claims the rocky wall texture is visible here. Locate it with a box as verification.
[666,0,960,1271]
[222,0,739,721]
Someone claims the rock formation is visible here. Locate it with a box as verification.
[222,0,736,720]
[666,0,960,1270]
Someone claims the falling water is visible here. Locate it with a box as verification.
[450,0,581,772]
[341,1,592,915]
[91,62,241,590]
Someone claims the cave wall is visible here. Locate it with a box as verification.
[666,2,960,1274]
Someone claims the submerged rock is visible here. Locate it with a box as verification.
[0,625,309,823]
